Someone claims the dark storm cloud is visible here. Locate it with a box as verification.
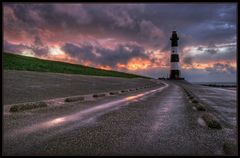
[4,3,236,48]
[4,4,45,35]
[104,6,136,29]
[96,43,149,67]
[4,4,92,41]
[134,4,236,47]
[62,42,149,67]
[11,4,38,26]
[62,42,96,60]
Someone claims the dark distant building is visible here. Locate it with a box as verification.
[169,31,184,80]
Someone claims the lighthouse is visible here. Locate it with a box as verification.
[169,31,183,80]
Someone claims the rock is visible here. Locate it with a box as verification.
[202,113,222,129]
[10,101,47,112]
[65,96,84,102]
[93,93,106,98]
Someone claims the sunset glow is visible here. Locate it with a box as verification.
[127,58,152,71]
[49,46,65,56]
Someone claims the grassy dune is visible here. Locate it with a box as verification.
[3,52,149,78]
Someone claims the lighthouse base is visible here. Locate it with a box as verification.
[170,70,180,79]
[169,70,185,80]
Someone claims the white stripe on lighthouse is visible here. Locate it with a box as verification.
[171,62,179,70]
[171,47,178,54]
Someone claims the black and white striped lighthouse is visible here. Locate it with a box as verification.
[169,31,181,79]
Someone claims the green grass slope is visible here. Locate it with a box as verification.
[3,52,150,78]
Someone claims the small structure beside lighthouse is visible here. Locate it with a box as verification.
[169,31,184,80]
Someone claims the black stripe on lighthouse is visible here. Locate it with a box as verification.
[170,54,179,62]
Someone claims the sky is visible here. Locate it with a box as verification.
[3,3,237,82]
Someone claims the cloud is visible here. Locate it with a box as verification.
[62,42,150,69]
[105,8,135,29]
[197,47,203,51]
[54,4,92,24]
[182,43,236,64]
[4,40,27,54]
[139,20,164,48]
[34,35,44,46]
[62,42,96,61]
[4,40,49,57]
[204,41,219,54]
[183,56,193,65]
[205,63,236,75]
[30,45,49,57]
